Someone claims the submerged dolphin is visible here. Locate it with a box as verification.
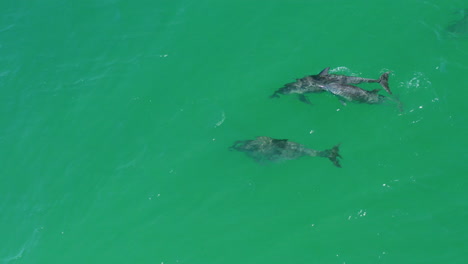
[270,67,391,104]
[323,83,386,104]
[446,9,468,36]
[323,82,403,111]
[230,136,342,167]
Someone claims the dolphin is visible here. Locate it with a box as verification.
[323,82,404,112]
[446,9,468,36]
[320,67,391,94]
[230,136,342,167]
[270,67,391,104]
[323,83,386,104]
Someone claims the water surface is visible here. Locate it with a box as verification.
[1,0,467,263]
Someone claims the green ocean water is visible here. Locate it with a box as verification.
[1,0,467,263]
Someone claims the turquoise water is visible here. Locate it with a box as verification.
[1,0,467,263]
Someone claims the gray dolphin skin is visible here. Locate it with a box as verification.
[269,72,327,104]
[315,67,391,94]
[323,83,386,104]
[230,136,342,167]
[270,67,391,104]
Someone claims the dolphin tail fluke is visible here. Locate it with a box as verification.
[388,94,404,112]
[319,144,342,168]
[379,72,392,95]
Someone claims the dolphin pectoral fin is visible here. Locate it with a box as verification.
[270,92,280,99]
[379,72,392,94]
[370,89,381,94]
[319,67,330,76]
[298,94,312,105]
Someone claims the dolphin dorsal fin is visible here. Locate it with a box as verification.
[272,139,288,143]
[319,67,330,76]
[272,139,288,148]
[271,139,288,144]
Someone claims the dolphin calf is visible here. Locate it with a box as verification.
[321,67,391,94]
[323,83,386,104]
[323,82,403,112]
[270,67,391,104]
[230,136,342,167]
